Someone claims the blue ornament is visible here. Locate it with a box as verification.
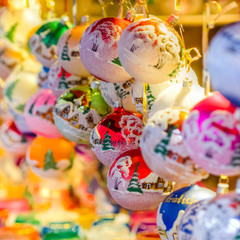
[207,22,240,107]
[157,185,215,240]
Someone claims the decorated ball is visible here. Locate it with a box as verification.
[150,83,205,117]
[107,148,175,211]
[157,185,215,240]
[177,199,211,240]
[24,89,62,138]
[90,106,142,166]
[79,17,132,83]
[0,40,24,80]
[118,18,184,84]
[190,192,240,240]
[27,136,75,178]
[4,69,38,115]
[48,61,92,98]
[57,25,90,77]
[140,108,208,185]
[100,79,137,112]
[206,22,240,107]
[0,120,35,156]
[29,19,71,68]
[182,92,240,176]
[53,85,111,144]
[37,67,49,89]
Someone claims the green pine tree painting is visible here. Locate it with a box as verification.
[127,162,143,194]
[5,79,19,101]
[64,151,74,171]
[114,83,129,99]
[5,23,18,43]
[154,128,174,159]
[102,123,114,151]
[112,57,122,67]
[16,103,26,113]
[58,70,68,89]
[146,84,155,110]
[43,149,58,171]
[61,35,71,61]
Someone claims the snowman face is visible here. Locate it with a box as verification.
[30,34,57,68]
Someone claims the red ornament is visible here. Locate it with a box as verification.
[107,148,175,210]
[90,106,142,166]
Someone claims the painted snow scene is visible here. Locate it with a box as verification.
[27,137,75,179]
[191,193,240,240]
[0,120,34,156]
[90,107,142,166]
[118,18,184,84]
[100,79,137,112]
[57,25,90,77]
[48,61,91,98]
[140,108,208,185]
[183,109,240,176]
[53,86,103,143]
[29,20,70,68]
[107,149,174,210]
[24,89,62,138]
[79,18,131,83]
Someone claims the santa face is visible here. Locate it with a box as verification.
[118,18,184,84]
[79,18,132,83]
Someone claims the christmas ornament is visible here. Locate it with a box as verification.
[29,19,71,68]
[140,108,208,185]
[0,120,35,157]
[107,148,175,211]
[24,89,62,138]
[79,17,132,83]
[0,8,42,48]
[190,191,240,240]
[177,199,210,240]
[157,185,215,240]
[27,136,75,178]
[207,22,240,107]
[48,61,92,98]
[182,92,240,176]
[54,84,111,143]
[90,104,142,166]
[57,25,90,77]
[151,82,205,117]
[4,69,38,115]
[37,67,49,89]
[0,40,24,80]
[118,18,184,84]
[100,79,137,112]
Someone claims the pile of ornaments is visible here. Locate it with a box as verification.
[1,3,240,240]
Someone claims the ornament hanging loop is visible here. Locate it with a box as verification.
[183,48,201,73]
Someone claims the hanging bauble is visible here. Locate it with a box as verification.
[24,89,62,138]
[0,8,42,48]
[100,79,137,112]
[29,19,71,68]
[140,108,208,185]
[118,17,184,84]
[57,25,90,77]
[190,191,240,240]
[48,61,92,98]
[182,92,240,176]
[79,17,132,83]
[4,69,38,116]
[53,84,111,144]
[206,22,240,107]
[157,185,215,240]
[0,40,24,80]
[0,120,35,157]
[37,67,50,89]
[177,199,211,240]
[90,104,142,166]
[27,136,75,178]
[107,148,175,211]
[150,82,205,117]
